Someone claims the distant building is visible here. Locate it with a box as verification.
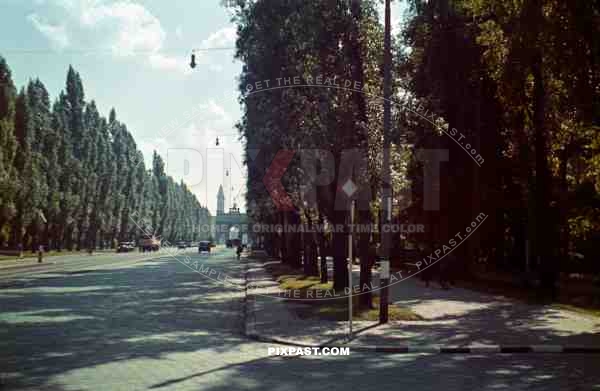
[217,185,225,215]
[213,185,248,245]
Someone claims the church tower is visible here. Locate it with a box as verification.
[217,185,225,215]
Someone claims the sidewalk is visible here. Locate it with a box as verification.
[245,252,600,350]
[0,260,54,271]
[0,249,120,268]
[348,277,600,349]
[245,253,376,346]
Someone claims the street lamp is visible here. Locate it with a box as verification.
[190,52,197,69]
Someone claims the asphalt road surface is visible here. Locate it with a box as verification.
[1,247,599,390]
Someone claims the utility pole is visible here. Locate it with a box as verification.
[348,200,355,339]
[379,0,392,324]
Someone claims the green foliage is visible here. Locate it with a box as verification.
[0,56,210,250]
[401,0,600,274]
[231,0,600,286]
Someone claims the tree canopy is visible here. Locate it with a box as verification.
[0,58,211,251]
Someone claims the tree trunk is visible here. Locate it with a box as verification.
[532,44,557,299]
[279,211,287,263]
[29,223,38,253]
[65,224,75,251]
[303,209,319,276]
[288,210,302,268]
[358,208,373,309]
[558,145,570,263]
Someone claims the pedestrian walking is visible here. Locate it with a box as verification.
[37,245,43,263]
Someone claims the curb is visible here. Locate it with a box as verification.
[349,345,600,354]
[245,329,600,354]
[246,325,600,354]
[246,332,332,348]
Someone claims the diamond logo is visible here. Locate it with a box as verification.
[342,179,358,197]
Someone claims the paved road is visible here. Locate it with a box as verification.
[1,248,600,390]
[0,248,190,281]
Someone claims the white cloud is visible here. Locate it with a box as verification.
[28,0,188,73]
[199,26,236,49]
[184,25,237,74]
[148,52,192,75]
[202,100,229,120]
[28,1,235,75]
[78,1,165,56]
[28,13,70,50]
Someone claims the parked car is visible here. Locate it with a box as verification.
[198,241,211,253]
[177,241,187,249]
[117,242,135,253]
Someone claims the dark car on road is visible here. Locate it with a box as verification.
[198,241,211,253]
[177,241,187,249]
[117,242,135,253]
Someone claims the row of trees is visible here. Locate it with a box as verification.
[0,57,211,251]
[401,0,600,297]
[233,0,387,307]
[231,0,599,305]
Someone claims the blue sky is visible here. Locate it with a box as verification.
[0,0,406,215]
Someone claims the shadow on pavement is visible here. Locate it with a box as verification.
[0,254,247,390]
